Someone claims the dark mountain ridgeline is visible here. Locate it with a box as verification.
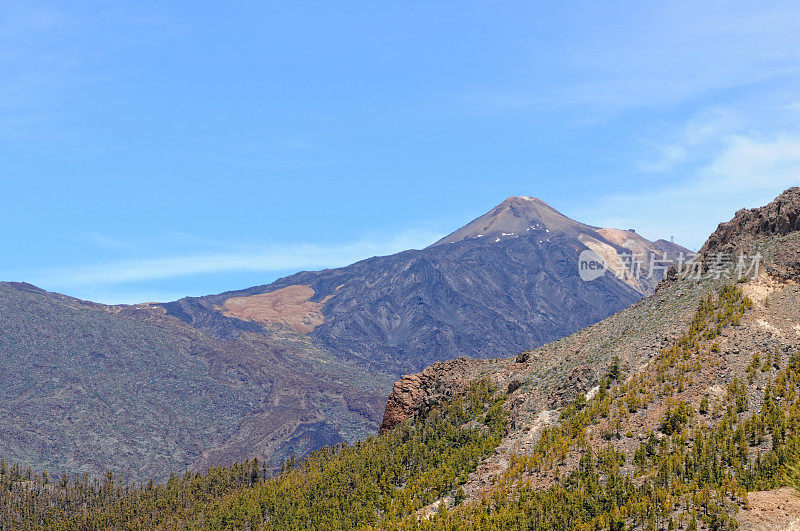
[164,196,687,375]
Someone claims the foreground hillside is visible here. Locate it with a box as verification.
[0,196,684,482]
[0,382,508,528]
[1,190,798,529]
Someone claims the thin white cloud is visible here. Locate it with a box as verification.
[636,110,742,173]
[584,134,800,250]
[5,229,444,302]
[702,136,800,193]
[86,231,137,250]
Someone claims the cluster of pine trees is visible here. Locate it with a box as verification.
[0,381,506,529]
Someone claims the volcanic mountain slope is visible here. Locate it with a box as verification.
[0,282,387,483]
[0,195,686,484]
[379,187,800,528]
[164,196,688,376]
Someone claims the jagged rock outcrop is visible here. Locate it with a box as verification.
[547,364,596,408]
[656,187,800,291]
[696,187,800,282]
[379,357,496,433]
[700,187,800,257]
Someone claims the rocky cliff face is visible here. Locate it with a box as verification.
[379,357,500,432]
[696,187,800,282]
[701,187,800,257]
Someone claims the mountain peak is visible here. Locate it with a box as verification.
[430,195,591,247]
[502,195,539,203]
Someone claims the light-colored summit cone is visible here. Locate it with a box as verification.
[430,196,593,247]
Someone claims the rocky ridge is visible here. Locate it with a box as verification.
[379,357,504,433]
[700,187,800,258]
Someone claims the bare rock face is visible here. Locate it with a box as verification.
[700,187,800,257]
[694,187,800,282]
[767,236,800,280]
[547,364,595,408]
[380,374,428,433]
[516,350,533,363]
[657,187,800,291]
[379,357,489,433]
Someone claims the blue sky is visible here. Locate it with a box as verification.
[1,1,799,303]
